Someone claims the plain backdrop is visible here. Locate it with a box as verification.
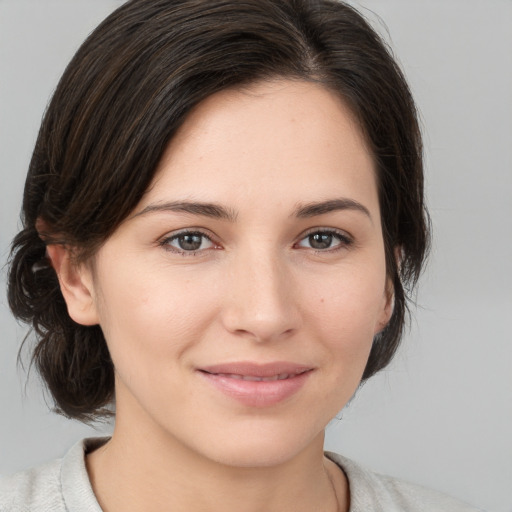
[0,1,511,511]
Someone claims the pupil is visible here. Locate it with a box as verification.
[179,234,202,251]
[309,233,332,249]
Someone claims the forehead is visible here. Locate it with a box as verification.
[143,79,378,215]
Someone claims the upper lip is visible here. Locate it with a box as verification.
[198,361,314,378]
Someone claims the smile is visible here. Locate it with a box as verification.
[197,362,314,407]
[209,373,301,382]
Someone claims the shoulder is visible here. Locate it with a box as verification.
[0,457,63,512]
[326,452,484,512]
[0,438,106,512]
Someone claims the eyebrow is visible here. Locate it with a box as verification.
[133,197,371,223]
[132,201,238,222]
[293,198,372,222]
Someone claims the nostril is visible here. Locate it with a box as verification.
[220,267,300,341]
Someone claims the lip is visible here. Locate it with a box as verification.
[197,361,314,408]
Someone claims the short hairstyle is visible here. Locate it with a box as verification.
[8,0,430,421]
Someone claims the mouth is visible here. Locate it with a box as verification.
[197,362,314,407]
[202,372,307,382]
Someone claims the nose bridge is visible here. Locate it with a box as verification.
[222,241,298,341]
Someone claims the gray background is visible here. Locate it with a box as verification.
[0,1,511,511]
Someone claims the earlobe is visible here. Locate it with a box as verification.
[377,282,394,334]
[384,279,395,326]
[374,275,395,335]
[46,244,100,326]
[375,246,402,334]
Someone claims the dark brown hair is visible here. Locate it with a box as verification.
[8,0,429,421]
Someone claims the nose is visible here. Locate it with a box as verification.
[220,246,301,343]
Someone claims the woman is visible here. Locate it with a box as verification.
[1,0,482,510]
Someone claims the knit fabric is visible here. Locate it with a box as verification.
[0,438,482,511]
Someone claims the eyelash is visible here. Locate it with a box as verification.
[294,228,353,253]
[159,228,353,256]
[159,230,217,256]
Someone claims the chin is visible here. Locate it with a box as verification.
[208,443,311,469]
[183,417,326,469]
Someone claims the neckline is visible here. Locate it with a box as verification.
[61,438,357,512]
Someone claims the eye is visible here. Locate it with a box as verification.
[160,231,216,254]
[296,229,352,251]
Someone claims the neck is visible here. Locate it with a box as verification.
[86,419,348,512]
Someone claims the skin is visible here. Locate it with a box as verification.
[49,79,393,512]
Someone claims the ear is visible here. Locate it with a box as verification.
[374,245,402,334]
[46,244,100,326]
[375,277,394,334]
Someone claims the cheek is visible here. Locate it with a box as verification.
[94,262,219,373]
[309,265,386,332]
[304,263,387,371]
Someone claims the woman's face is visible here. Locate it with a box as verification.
[81,80,392,467]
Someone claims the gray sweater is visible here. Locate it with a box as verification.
[0,438,482,511]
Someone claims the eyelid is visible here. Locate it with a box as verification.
[294,227,354,250]
[158,228,221,255]
[299,226,353,240]
[157,226,353,255]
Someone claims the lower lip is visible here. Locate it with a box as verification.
[198,370,312,408]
